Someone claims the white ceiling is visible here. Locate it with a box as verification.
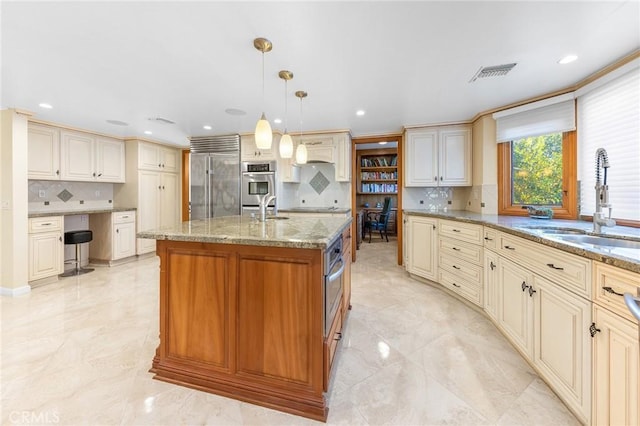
[2,1,639,147]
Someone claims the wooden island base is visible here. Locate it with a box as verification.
[149,239,331,421]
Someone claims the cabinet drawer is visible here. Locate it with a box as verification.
[439,220,483,245]
[323,300,343,392]
[439,254,482,286]
[593,262,640,322]
[114,211,135,224]
[439,237,483,266]
[483,227,498,251]
[29,216,63,233]
[499,232,591,298]
[439,269,482,307]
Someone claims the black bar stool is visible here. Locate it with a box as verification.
[60,230,94,277]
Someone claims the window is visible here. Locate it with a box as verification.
[498,131,577,219]
[577,66,639,226]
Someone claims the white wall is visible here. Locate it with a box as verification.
[1,109,30,295]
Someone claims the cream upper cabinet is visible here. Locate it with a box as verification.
[404,126,471,187]
[60,130,95,181]
[279,157,301,183]
[533,274,592,424]
[241,134,277,162]
[592,304,639,426]
[290,132,351,182]
[405,215,438,281]
[28,123,60,180]
[138,141,179,172]
[333,132,351,182]
[96,137,125,182]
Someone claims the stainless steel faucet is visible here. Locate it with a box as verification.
[593,148,616,233]
[258,194,276,222]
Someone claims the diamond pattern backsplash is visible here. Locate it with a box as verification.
[309,171,330,195]
[57,189,73,202]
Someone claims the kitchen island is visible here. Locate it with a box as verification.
[138,215,352,421]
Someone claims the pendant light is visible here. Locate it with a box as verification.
[254,37,273,150]
[278,70,294,158]
[295,90,308,164]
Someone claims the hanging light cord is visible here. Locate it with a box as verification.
[284,79,288,132]
[261,51,265,115]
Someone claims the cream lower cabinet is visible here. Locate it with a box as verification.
[28,216,64,281]
[405,215,438,281]
[483,249,499,322]
[533,275,592,423]
[89,211,136,263]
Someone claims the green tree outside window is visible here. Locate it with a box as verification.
[511,133,563,206]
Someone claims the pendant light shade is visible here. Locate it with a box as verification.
[278,70,294,158]
[295,90,308,165]
[279,133,294,158]
[254,37,273,150]
[255,113,272,149]
[295,142,308,164]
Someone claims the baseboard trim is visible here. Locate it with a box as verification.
[0,285,32,297]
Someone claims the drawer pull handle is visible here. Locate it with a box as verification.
[334,332,342,341]
[504,245,515,250]
[589,323,601,337]
[116,229,119,233]
[603,286,624,297]
[452,265,461,270]
[452,282,461,288]
[452,247,460,251]
[546,263,564,271]
[122,216,129,218]
[59,236,62,242]
[521,281,529,292]
[528,286,537,297]
[484,237,493,241]
[41,222,52,226]
[490,261,496,270]
[452,229,461,233]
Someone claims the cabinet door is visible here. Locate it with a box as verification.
[96,138,125,182]
[497,257,534,359]
[60,131,95,181]
[342,233,352,319]
[483,249,499,322]
[137,171,160,254]
[160,147,179,173]
[405,129,438,186]
[278,157,300,183]
[29,232,63,281]
[113,221,136,260]
[160,172,179,228]
[334,134,351,182]
[28,124,60,180]
[138,142,160,170]
[406,215,438,281]
[533,275,592,424]
[241,135,275,161]
[592,304,640,426]
[439,128,471,186]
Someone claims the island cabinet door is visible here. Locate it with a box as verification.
[159,243,233,372]
[236,248,324,393]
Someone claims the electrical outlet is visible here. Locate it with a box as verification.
[419,200,424,204]
[481,202,485,207]
[38,190,46,198]
[334,200,338,204]
[80,200,84,204]
[302,199,306,204]
[95,190,100,197]
[448,200,452,205]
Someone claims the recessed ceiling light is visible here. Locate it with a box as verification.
[273,118,282,124]
[203,125,212,130]
[144,130,153,135]
[38,103,53,109]
[356,110,366,116]
[106,119,129,126]
[558,55,578,65]
[225,108,247,116]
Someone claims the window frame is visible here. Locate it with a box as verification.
[498,131,577,220]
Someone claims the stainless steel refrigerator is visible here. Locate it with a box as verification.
[189,135,241,220]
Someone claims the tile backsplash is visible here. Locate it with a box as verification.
[279,163,351,208]
[28,180,115,212]
[402,186,469,211]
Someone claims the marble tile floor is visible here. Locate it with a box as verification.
[0,239,580,426]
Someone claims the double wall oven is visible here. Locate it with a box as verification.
[241,161,277,216]
[324,236,345,336]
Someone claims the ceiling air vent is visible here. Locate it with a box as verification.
[148,117,175,125]
[469,63,517,82]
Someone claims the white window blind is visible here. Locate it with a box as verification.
[578,67,640,222]
[493,94,576,142]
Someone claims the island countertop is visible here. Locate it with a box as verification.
[138,215,352,249]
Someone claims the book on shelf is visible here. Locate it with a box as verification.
[360,183,398,193]
[361,171,398,180]
[360,155,398,167]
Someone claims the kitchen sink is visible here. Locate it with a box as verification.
[551,234,640,249]
[516,226,586,235]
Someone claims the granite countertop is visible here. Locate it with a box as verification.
[28,207,137,218]
[404,209,640,273]
[278,207,351,214]
[138,215,352,249]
